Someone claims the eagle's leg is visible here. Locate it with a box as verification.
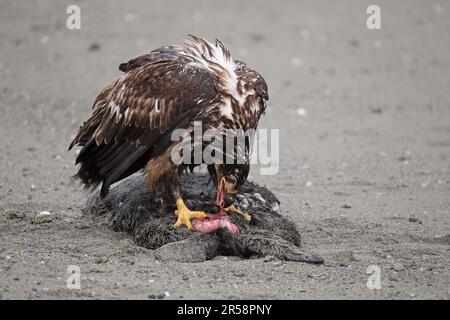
[170,170,207,230]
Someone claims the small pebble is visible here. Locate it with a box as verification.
[297,108,307,116]
[290,57,302,67]
[6,212,25,220]
[433,4,443,14]
[272,261,283,267]
[408,216,422,224]
[40,35,49,45]
[371,107,383,114]
[299,29,311,39]
[88,43,101,52]
[349,39,360,47]
[318,272,329,280]
[95,257,109,264]
[263,255,276,262]
[393,262,405,271]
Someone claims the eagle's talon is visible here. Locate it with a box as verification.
[224,204,251,222]
[173,198,206,229]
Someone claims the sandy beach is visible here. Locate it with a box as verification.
[0,0,449,299]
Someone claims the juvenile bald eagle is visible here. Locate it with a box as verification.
[69,36,268,232]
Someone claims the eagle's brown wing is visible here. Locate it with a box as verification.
[118,46,189,72]
[69,59,218,197]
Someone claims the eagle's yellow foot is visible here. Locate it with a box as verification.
[173,198,206,229]
[224,204,251,222]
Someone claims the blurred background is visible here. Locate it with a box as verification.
[0,0,449,299]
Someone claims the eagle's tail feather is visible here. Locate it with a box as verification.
[100,147,150,197]
[73,141,104,190]
[73,137,151,198]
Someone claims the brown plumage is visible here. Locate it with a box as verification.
[69,36,268,232]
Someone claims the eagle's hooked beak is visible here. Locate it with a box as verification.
[211,165,251,223]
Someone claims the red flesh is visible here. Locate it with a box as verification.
[192,215,239,234]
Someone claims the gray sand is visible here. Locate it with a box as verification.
[0,0,449,299]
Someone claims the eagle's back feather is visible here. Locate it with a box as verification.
[70,54,217,196]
